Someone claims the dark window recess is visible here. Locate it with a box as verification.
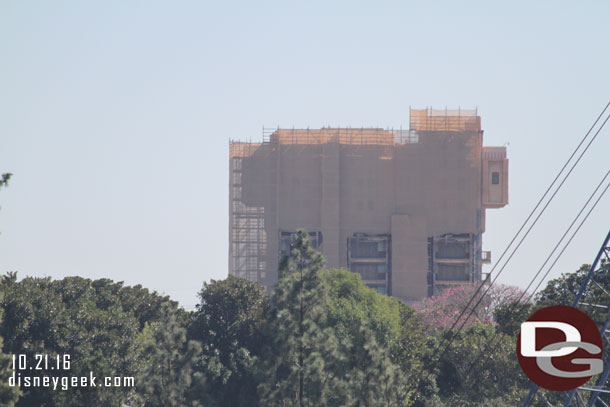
[350,238,387,258]
[347,233,391,295]
[491,171,500,185]
[436,264,470,281]
[436,239,469,259]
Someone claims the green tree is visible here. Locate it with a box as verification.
[0,174,19,406]
[392,304,438,407]
[433,262,610,407]
[138,303,202,407]
[188,275,269,407]
[434,324,528,407]
[0,292,20,407]
[0,275,182,407]
[322,268,414,406]
[536,261,609,317]
[534,261,610,406]
[493,300,533,337]
[321,268,401,350]
[259,230,348,407]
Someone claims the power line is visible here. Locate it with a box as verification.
[432,103,610,353]
[527,178,610,298]
[452,165,610,405]
[448,106,610,402]
[449,112,610,335]
[429,102,610,366]
[457,170,610,397]
[521,171,609,299]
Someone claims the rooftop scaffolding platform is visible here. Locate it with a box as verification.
[230,108,480,156]
[410,107,481,132]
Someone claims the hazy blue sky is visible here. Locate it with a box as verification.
[1,1,608,307]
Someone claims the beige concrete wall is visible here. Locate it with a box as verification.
[321,142,341,268]
[231,127,505,301]
[391,214,428,301]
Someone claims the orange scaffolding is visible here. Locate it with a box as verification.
[409,108,481,132]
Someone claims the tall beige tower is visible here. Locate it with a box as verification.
[229,108,508,302]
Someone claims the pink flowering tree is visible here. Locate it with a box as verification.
[414,283,528,331]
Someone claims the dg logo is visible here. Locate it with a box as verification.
[517,305,603,391]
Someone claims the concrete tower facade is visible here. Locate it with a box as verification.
[229,108,508,302]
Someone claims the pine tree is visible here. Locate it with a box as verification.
[260,230,348,407]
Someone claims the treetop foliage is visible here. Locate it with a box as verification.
[0,231,607,406]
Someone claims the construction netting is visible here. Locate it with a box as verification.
[409,108,481,132]
[229,108,480,155]
[269,128,396,145]
[229,142,262,158]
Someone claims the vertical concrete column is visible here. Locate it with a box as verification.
[321,142,340,268]
[391,214,428,302]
